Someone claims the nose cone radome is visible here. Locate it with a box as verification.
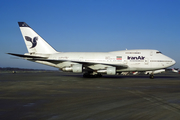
[172,59,176,66]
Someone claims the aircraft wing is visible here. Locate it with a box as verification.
[7,53,48,59]
[8,53,128,69]
[38,59,128,69]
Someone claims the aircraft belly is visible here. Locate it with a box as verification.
[34,60,57,68]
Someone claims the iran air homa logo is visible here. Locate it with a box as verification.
[25,36,38,48]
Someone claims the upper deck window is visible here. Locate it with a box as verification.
[125,52,141,54]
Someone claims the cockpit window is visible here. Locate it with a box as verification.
[156,51,162,54]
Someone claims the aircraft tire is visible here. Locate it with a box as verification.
[149,74,154,79]
[83,73,102,78]
[96,73,102,78]
[83,73,91,78]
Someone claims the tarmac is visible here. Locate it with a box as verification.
[0,72,180,120]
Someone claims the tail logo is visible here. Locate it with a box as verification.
[25,36,38,48]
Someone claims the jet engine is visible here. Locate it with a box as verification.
[61,64,83,73]
[97,67,116,75]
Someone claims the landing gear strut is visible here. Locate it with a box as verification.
[149,74,154,79]
[83,73,102,78]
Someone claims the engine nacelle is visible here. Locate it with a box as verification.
[107,67,116,75]
[97,67,116,75]
[61,64,83,73]
[72,64,83,73]
[61,67,72,72]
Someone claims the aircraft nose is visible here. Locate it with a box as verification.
[172,59,176,66]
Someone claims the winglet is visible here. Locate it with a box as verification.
[18,22,30,27]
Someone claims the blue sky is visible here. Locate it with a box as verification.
[0,0,180,70]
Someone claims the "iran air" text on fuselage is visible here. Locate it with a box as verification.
[127,56,145,60]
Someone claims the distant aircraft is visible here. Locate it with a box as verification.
[8,22,176,79]
[172,68,179,73]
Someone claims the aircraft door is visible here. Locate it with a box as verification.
[150,51,153,56]
[123,56,128,65]
[124,60,127,65]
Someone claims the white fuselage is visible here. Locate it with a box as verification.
[34,49,175,72]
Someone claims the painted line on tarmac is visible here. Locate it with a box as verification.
[128,90,180,115]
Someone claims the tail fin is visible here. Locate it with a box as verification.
[18,22,57,54]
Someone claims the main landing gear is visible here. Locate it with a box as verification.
[83,72,102,78]
[83,72,155,79]
[149,74,154,79]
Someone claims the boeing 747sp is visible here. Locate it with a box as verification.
[8,22,176,79]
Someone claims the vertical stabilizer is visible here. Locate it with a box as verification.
[18,22,57,54]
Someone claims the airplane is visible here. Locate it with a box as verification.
[8,22,176,79]
[172,68,179,73]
